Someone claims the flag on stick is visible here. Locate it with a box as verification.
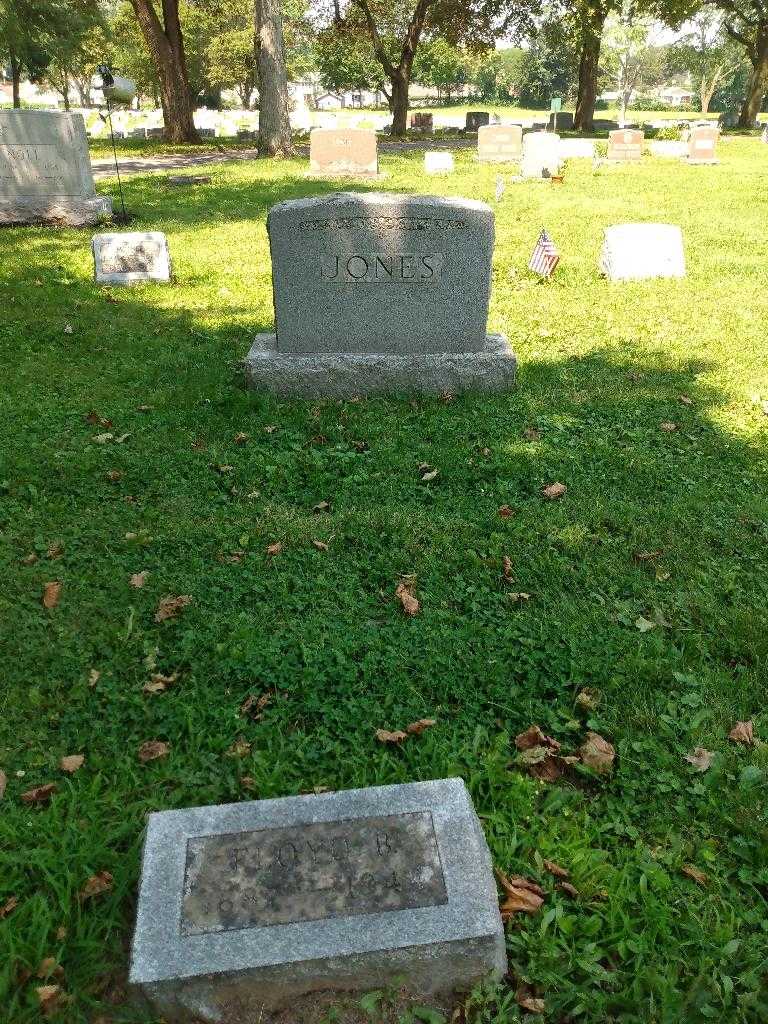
[495,176,505,203]
[529,228,560,278]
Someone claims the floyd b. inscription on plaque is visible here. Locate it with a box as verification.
[182,811,447,935]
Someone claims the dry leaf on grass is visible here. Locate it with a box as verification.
[42,582,61,609]
[85,410,112,427]
[154,594,191,623]
[684,747,714,772]
[516,984,545,1014]
[496,870,545,919]
[523,427,541,441]
[660,421,677,432]
[46,541,63,559]
[575,688,599,710]
[312,500,332,513]
[233,432,249,444]
[240,692,272,720]
[515,726,560,752]
[0,768,6,801]
[502,555,514,582]
[36,957,64,980]
[418,463,439,482]
[679,395,693,406]
[728,720,755,745]
[498,504,513,517]
[37,984,65,1017]
[1,895,18,918]
[406,719,436,735]
[395,579,420,617]
[311,539,329,551]
[143,672,178,695]
[543,859,569,879]
[240,775,257,791]
[541,481,567,500]
[375,729,409,744]
[88,668,101,688]
[130,571,149,589]
[580,732,615,774]
[138,740,170,763]
[105,469,123,482]
[266,541,283,556]
[681,864,708,886]
[21,783,56,804]
[80,871,113,900]
[21,552,39,565]
[558,881,579,898]
[226,739,252,758]
[59,755,84,774]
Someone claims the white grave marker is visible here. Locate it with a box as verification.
[599,224,686,282]
[424,151,454,173]
[92,232,171,285]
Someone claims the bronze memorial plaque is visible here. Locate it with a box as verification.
[181,811,448,935]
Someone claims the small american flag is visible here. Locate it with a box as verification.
[495,176,505,202]
[528,227,560,278]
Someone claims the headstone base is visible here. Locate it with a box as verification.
[685,158,718,165]
[0,194,112,227]
[304,171,388,180]
[244,333,516,398]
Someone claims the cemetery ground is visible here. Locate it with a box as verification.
[1,139,768,1024]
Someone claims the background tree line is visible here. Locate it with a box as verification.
[1,0,765,143]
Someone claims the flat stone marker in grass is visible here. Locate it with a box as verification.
[607,129,644,161]
[686,124,719,164]
[600,223,686,282]
[130,779,507,1023]
[521,131,561,179]
[92,231,171,285]
[244,191,516,397]
[424,151,454,173]
[0,109,112,226]
[309,128,379,176]
[477,124,522,163]
[465,111,490,131]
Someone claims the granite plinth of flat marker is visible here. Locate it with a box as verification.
[0,110,112,226]
[130,779,507,1024]
[92,231,171,285]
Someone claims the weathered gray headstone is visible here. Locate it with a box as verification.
[0,110,112,226]
[600,223,686,281]
[130,779,507,1023]
[309,129,379,176]
[521,131,561,179]
[411,112,433,131]
[92,231,171,285]
[466,111,490,131]
[477,124,522,163]
[607,129,644,161]
[548,111,574,130]
[244,191,516,396]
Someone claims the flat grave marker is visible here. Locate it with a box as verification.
[309,128,379,176]
[424,151,454,173]
[477,124,522,163]
[600,223,686,281]
[92,231,171,285]
[130,779,507,1023]
[0,110,112,226]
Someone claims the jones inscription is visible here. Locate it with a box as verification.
[181,811,447,935]
[319,253,443,283]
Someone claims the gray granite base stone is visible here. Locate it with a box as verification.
[129,779,507,1024]
[0,194,112,226]
[244,333,516,397]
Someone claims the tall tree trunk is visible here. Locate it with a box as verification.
[391,70,409,136]
[129,0,198,142]
[574,8,606,132]
[255,0,294,156]
[739,34,768,127]
[10,51,21,108]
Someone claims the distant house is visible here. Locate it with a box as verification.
[313,89,386,110]
[658,86,695,107]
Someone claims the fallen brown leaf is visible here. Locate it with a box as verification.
[516,984,545,1014]
[406,719,436,735]
[130,571,149,589]
[240,692,271,720]
[679,395,693,406]
[579,731,615,774]
[684,747,714,772]
[21,552,39,565]
[311,539,329,551]
[558,881,579,898]
[312,500,332,513]
[55,926,67,940]
[79,871,113,900]
[375,728,409,744]
[660,421,677,432]
[88,668,100,688]
[154,594,191,623]
[36,958,64,980]
[498,504,513,517]
[46,541,63,559]
[0,768,6,800]
[59,755,84,774]
[543,859,569,879]
[233,432,250,444]
[527,754,563,782]
[541,481,567,500]
[42,582,62,609]
[502,555,513,582]
[1,895,18,918]
[523,427,541,441]
[395,579,420,617]
[728,720,755,745]
[137,740,170,763]
[37,984,65,1017]
[85,410,112,427]
[240,775,257,790]
[105,469,123,483]
[681,864,708,886]
[266,541,283,556]
[142,672,178,695]
[508,592,532,603]
[226,739,252,758]
[515,726,560,752]
[575,688,599,710]
[21,782,56,804]
[634,550,663,562]
[496,870,545,919]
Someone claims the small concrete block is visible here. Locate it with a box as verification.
[244,332,517,398]
[92,231,171,285]
[130,779,507,1023]
[600,223,685,281]
[424,151,454,173]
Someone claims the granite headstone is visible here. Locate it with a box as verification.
[477,124,522,163]
[0,110,112,226]
[686,124,718,163]
[130,779,507,1023]
[607,129,644,161]
[244,191,516,396]
[466,111,490,131]
[309,129,379,176]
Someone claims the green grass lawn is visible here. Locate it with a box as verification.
[1,140,768,1024]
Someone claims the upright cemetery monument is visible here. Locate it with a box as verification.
[521,132,561,179]
[309,129,379,177]
[466,111,490,131]
[686,124,718,164]
[0,110,111,226]
[477,124,522,163]
[607,129,644,162]
[130,779,507,1023]
[244,192,516,397]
